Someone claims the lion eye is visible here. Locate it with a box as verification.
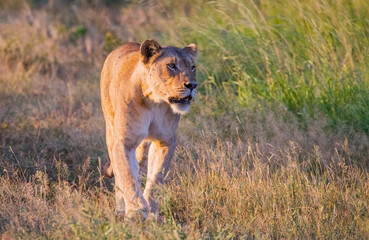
[167,63,176,70]
[191,65,196,72]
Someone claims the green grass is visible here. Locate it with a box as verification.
[173,0,369,132]
[1,0,369,238]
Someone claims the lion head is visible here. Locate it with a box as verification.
[140,40,198,115]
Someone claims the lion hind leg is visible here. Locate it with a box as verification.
[104,116,115,178]
[103,161,114,178]
[136,140,151,175]
[136,140,151,188]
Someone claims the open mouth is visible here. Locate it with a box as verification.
[169,95,192,104]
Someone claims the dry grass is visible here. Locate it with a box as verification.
[1,0,369,239]
[2,135,369,238]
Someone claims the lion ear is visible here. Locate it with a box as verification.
[140,40,162,64]
[183,43,198,61]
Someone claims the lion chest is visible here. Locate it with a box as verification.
[147,109,179,143]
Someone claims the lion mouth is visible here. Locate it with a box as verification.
[169,95,192,104]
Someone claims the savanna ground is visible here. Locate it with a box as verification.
[1,0,369,239]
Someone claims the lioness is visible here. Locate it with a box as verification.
[100,40,198,220]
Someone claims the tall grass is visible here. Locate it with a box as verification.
[163,0,369,132]
[1,0,369,238]
[2,135,369,238]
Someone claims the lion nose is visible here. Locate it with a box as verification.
[184,83,197,90]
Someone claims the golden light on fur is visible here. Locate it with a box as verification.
[100,40,198,220]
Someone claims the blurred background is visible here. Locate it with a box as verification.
[1,0,369,238]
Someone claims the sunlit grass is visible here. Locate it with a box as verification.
[1,0,369,238]
[1,135,369,238]
[169,0,369,132]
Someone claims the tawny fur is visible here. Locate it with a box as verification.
[100,40,197,220]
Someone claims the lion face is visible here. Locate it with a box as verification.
[140,40,198,115]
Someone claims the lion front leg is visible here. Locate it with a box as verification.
[143,138,176,217]
[112,141,149,220]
